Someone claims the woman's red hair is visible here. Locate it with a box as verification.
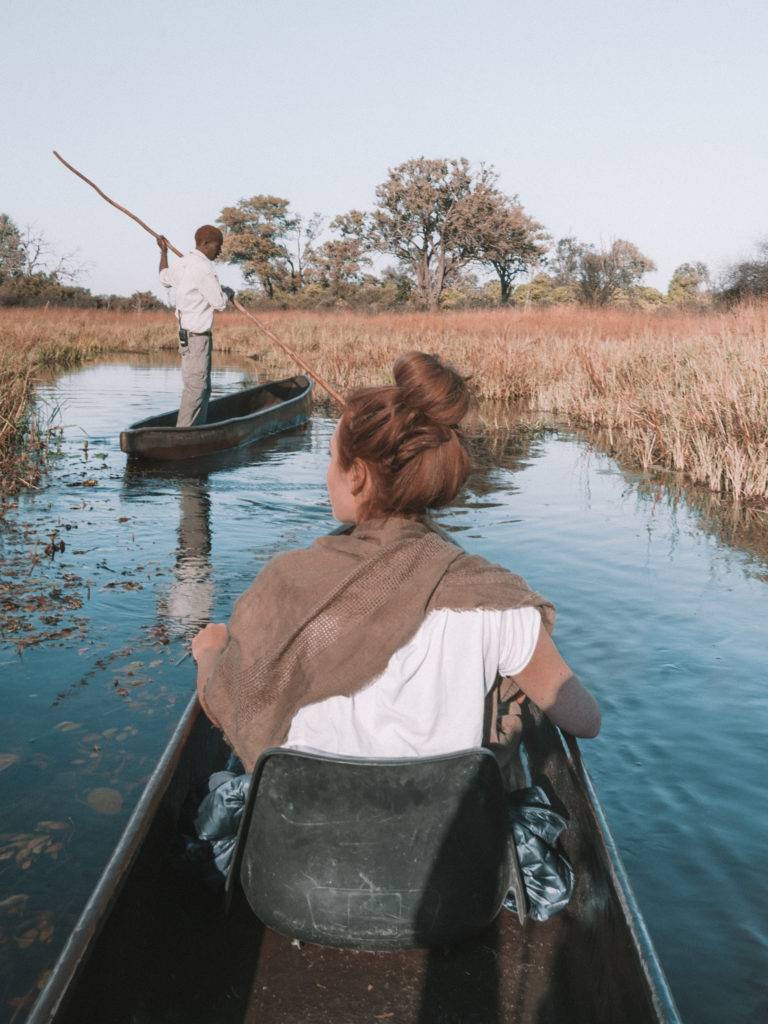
[335,351,471,519]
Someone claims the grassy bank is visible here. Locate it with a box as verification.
[1,305,767,504]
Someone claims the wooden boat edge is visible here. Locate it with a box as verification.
[123,375,310,434]
[561,732,682,1024]
[27,694,205,1024]
[119,376,312,458]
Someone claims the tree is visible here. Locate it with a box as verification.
[549,237,582,288]
[218,196,299,298]
[307,211,372,292]
[365,157,501,310]
[127,290,166,312]
[18,223,80,283]
[667,262,710,304]
[0,214,81,286]
[571,238,656,305]
[286,211,325,291]
[719,243,768,302]
[470,196,549,304]
[510,272,576,307]
[0,214,25,281]
[0,213,85,307]
[380,265,415,303]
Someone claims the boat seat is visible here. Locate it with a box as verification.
[228,746,511,950]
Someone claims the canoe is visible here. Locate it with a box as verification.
[120,375,312,460]
[29,693,682,1024]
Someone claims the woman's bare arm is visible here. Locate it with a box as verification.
[513,626,601,738]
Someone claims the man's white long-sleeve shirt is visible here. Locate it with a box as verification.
[159,249,228,333]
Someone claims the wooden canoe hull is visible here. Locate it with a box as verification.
[120,375,312,460]
[29,696,681,1024]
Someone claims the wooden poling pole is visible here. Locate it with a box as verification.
[53,152,184,258]
[52,151,346,407]
[229,298,346,406]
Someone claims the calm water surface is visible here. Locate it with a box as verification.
[1,359,766,1023]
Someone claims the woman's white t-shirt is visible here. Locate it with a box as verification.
[284,605,541,758]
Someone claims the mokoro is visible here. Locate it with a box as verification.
[30,694,681,1024]
[119,375,312,460]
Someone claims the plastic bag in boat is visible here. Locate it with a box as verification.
[503,785,574,922]
[169,770,252,890]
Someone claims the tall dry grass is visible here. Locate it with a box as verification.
[1,304,767,503]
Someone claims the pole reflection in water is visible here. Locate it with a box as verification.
[157,477,215,641]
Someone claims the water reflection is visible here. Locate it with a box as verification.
[158,478,214,640]
[467,431,546,494]
[586,427,768,577]
[641,477,768,577]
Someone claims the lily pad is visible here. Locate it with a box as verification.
[86,788,123,815]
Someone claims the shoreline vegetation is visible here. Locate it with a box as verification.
[1,305,767,509]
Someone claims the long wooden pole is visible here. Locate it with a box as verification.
[52,151,346,408]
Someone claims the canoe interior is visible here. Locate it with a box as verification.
[32,699,680,1024]
[119,375,312,460]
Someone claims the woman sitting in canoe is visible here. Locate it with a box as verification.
[192,351,600,777]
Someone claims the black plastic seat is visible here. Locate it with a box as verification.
[228,746,511,950]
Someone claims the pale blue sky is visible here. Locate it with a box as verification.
[4,0,767,298]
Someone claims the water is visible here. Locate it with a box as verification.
[1,359,766,1023]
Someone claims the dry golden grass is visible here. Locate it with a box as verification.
[1,304,767,503]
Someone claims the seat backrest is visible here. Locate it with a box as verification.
[229,746,510,950]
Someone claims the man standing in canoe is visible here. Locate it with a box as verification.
[158,226,234,427]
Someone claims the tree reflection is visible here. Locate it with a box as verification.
[588,425,768,576]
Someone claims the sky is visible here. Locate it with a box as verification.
[4,0,768,299]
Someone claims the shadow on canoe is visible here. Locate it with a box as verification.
[120,375,312,462]
[29,694,681,1024]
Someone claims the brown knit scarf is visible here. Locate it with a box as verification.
[203,517,555,770]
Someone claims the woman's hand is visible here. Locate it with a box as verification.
[192,622,228,663]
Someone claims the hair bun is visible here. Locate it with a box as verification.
[393,351,470,428]
[336,350,473,516]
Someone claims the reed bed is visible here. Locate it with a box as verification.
[1,305,767,504]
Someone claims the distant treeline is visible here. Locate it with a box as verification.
[3,158,767,311]
[0,213,166,312]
